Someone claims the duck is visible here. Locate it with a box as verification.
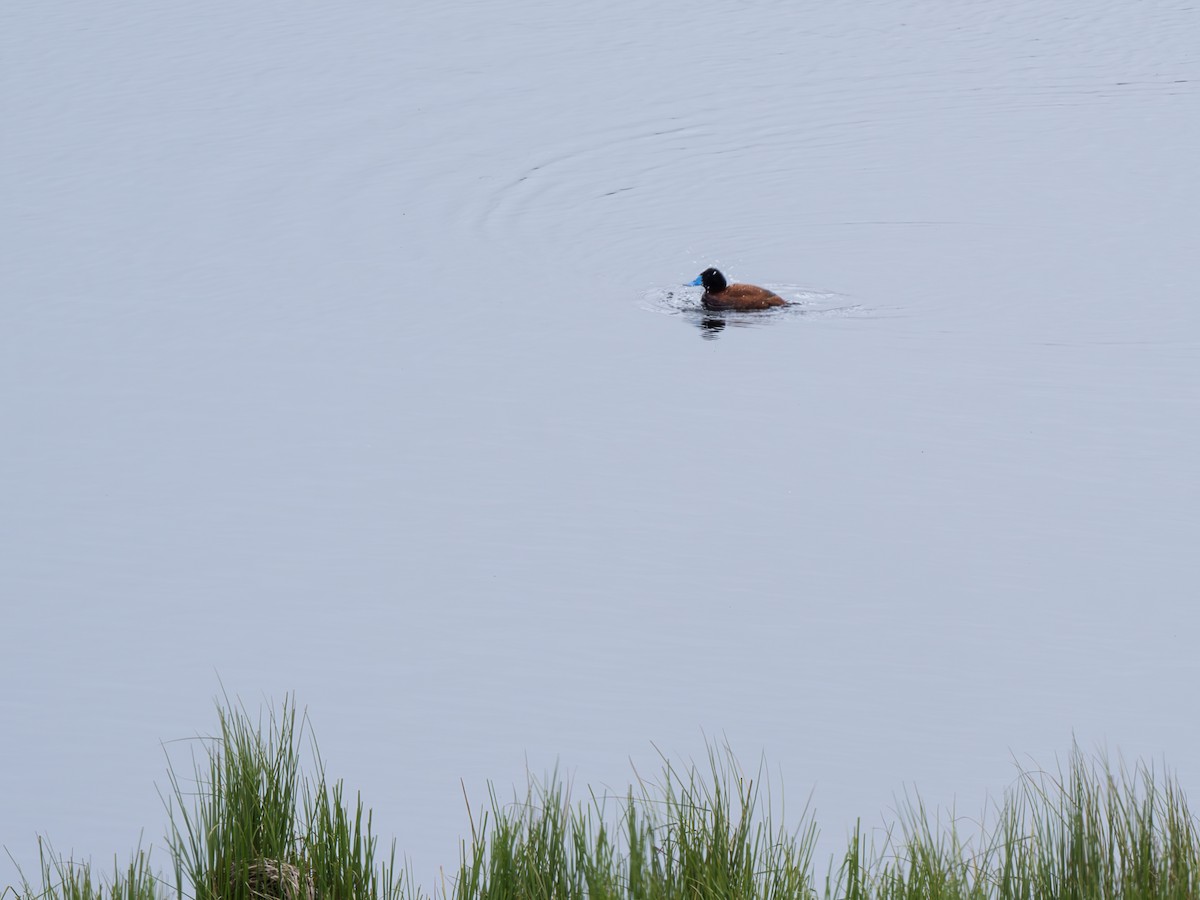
[689,268,786,311]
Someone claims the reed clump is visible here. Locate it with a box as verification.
[9,697,406,900]
[160,698,405,900]
[6,698,1199,900]
[7,839,159,900]
[453,749,817,900]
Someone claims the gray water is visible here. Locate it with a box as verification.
[3,0,1199,887]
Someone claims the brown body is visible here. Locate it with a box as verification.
[691,268,787,311]
[702,282,787,311]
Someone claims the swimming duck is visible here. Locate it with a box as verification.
[689,268,786,311]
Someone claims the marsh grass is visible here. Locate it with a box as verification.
[453,749,817,900]
[6,698,1199,900]
[7,840,161,900]
[825,751,1200,900]
[161,697,406,900]
[452,745,1199,900]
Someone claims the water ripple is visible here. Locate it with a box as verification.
[641,282,870,328]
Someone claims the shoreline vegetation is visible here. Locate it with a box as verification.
[6,699,1198,900]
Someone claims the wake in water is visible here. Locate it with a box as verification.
[641,282,870,338]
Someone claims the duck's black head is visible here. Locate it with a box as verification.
[689,268,727,291]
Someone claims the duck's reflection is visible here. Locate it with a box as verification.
[698,316,726,339]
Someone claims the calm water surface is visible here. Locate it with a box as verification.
[3,0,1199,885]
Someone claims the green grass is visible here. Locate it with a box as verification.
[5,698,1198,900]
[160,697,405,900]
[452,748,818,900]
[7,839,160,900]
